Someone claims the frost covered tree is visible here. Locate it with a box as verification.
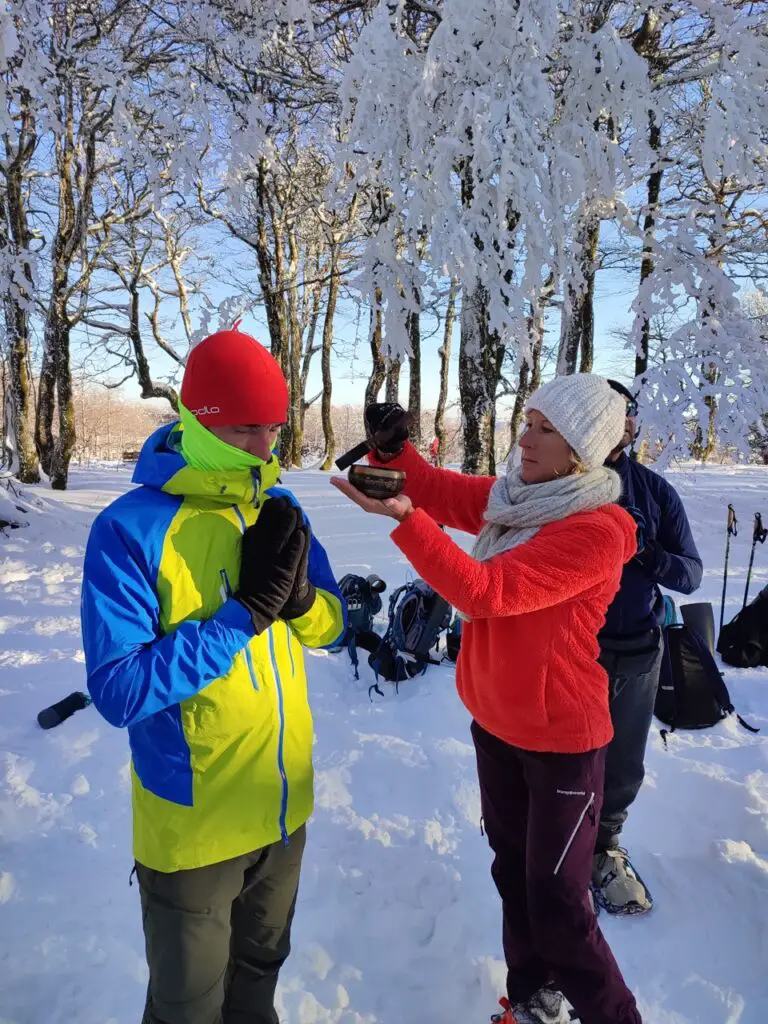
[339,0,768,466]
[3,0,768,483]
[0,0,207,486]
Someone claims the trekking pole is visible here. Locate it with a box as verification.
[37,691,91,730]
[720,504,738,632]
[743,512,768,608]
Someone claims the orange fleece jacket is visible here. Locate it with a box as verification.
[373,444,637,754]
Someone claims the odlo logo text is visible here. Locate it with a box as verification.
[192,406,220,416]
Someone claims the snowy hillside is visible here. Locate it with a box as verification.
[1,465,767,1024]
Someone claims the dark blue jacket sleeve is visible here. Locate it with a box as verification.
[642,483,703,594]
[81,513,256,729]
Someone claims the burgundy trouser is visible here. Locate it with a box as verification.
[472,722,641,1024]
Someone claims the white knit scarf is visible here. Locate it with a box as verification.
[471,465,622,564]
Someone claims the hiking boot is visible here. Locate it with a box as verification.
[592,847,653,915]
[491,989,570,1024]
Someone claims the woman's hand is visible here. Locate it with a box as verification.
[331,476,414,523]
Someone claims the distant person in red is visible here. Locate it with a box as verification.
[333,374,642,1024]
[429,437,440,466]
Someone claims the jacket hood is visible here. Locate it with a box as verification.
[132,423,281,505]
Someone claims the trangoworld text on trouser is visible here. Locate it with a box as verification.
[472,722,641,1024]
[138,826,306,1024]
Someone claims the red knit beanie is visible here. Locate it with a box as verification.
[181,327,289,427]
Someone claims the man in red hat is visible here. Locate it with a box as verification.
[81,326,346,1024]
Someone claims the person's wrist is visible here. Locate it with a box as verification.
[389,502,413,524]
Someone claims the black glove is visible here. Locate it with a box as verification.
[634,538,662,573]
[364,402,410,458]
[280,522,316,620]
[236,497,307,634]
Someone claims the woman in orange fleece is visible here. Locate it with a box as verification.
[332,374,642,1024]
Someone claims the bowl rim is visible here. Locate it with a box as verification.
[349,465,405,479]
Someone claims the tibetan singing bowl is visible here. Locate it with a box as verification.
[348,464,406,499]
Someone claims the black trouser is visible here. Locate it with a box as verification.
[138,826,306,1024]
[472,722,641,1024]
[597,632,664,852]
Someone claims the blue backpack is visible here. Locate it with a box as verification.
[334,574,387,678]
[368,579,452,696]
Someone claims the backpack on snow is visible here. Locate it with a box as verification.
[656,599,759,739]
[333,574,387,678]
[717,584,768,669]
[368,579,452,695]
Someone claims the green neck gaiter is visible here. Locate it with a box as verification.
[178,401,270,473]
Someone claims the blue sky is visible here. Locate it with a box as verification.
[107,264,642,417]
[78,205,644,417]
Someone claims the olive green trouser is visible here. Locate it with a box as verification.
[137,826,306,1024]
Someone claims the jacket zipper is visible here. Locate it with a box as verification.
[251,466,262,508]
[268,629,290,845]
[232,499,284,831]
[285,621,295,676]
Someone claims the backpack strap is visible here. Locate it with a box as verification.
[347,631,359,680]
[736,714,760,734]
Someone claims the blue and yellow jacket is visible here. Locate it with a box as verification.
[81,423,345,872]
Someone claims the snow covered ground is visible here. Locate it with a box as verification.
[1,462,767,1024]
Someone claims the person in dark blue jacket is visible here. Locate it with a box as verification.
[592,380,703,915]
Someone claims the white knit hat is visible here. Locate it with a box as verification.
[525,374,627,471]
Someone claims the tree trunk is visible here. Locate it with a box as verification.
[300,281,323,430]
[636,113,663,379]
[435,278,458,466]
[365,288,386,407]
[557,217,600,375]
[702,395,718,462]
[578,248,597,373]
[2,149,40,483]
[35,324,57,478]
[320,247,340,471]
[37,120,75,486]
[509,361,531,455]
[254,157,293,464]
[509,340,543,452]
[255,158,288,366]
[4,297,40,482]
[633,9,663,379]
[459,282,499,475]
[407,287,421,450]
[129,275,179,410]
[286,224,303,468]
[36,69,97,489]
[509,273,553,451]
[50,310,75,490]
[692,360,719,461]
[2,356,12,471]
[385,359,401,404]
